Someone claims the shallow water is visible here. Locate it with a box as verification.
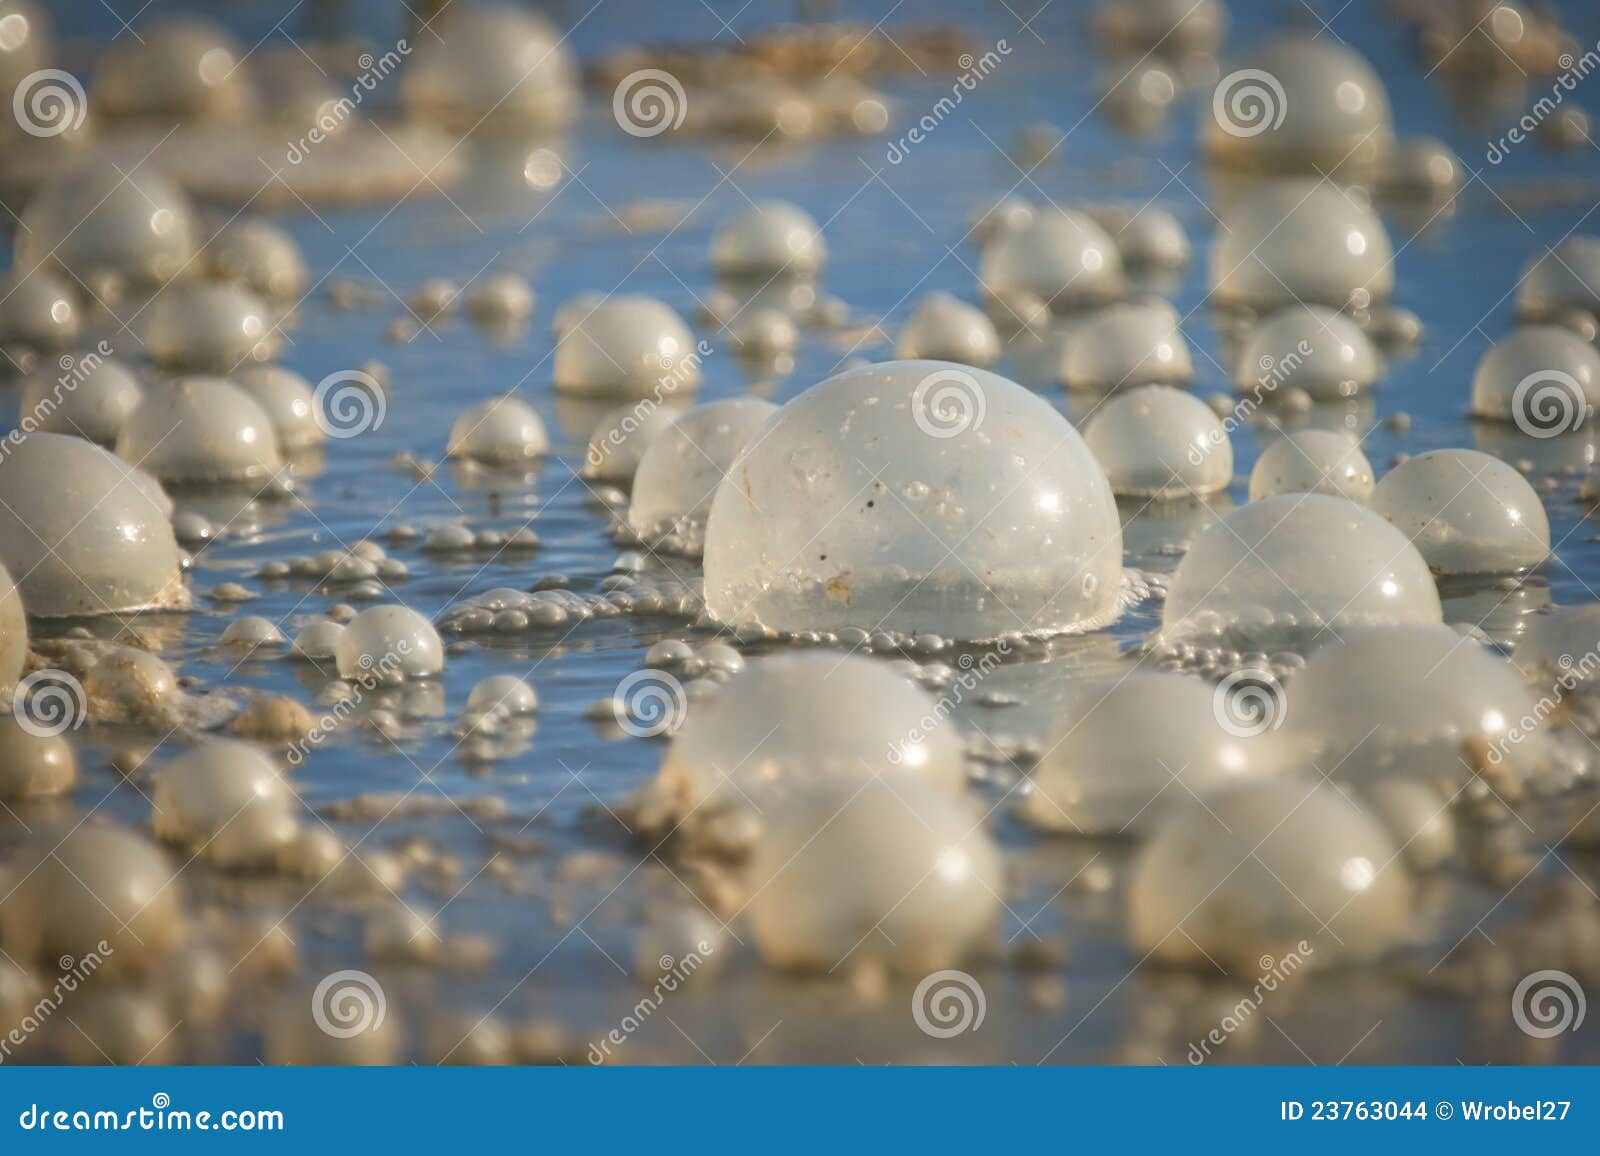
[5,0,1600,1064]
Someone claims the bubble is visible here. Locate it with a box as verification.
[1159,494,1442,649]
[232,364,323,449]
[1084,204,1191,269]
[729,307,799,358]
[705,361,1122,640]
[1129,777,1413,971]
[335,605,444,684]
[1024,672,1300,835]
[446,395,549,464]
[1356,779,1455,870]
[746,779,1001,973]
[206,217,307,300]
[152,739,297,869]
[1210,179,1393,311]
[399,3,579,129]
[409,278,459,320]
[146,282,279,372]
[467,674,539,715]
[0,268,78,349]
[16,158,197,287]
[1204,35,1393,177]
[291,620,346,661]
[0,824,185,971]
[116,377,284,484]
[220,614,286,648]
[582,401,683,483]
[627,398,778,552]
[1380,135,1461,199]
[654,652,967,826]
[92,16,252,121]
[1057,303,1194,392]
[1083,385,1231,498]
[1249,430,1374,502]
[552,296,701,397]
[1469,326,1600,430]
[83,647,181,725]
[20,353,143,444]
[0,714,76,799]
[710,200,827,277]
[1285,625,1546,784]
[1369,448,1550,574]
[0,433,187,616]
[466,272,535,324]
[968,195,1034,245]
[978,209,1124,311]
[1516,236,1600,322]
[1235,304,1380,399]
[0,563,25,691]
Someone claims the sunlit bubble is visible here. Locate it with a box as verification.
[17,158,197,287]
[207,217,307,300]
[627,398,777,554]
[116,377,284,484]
[1369,448,1550,574]
[1516,236,1600,323]
[399,4,578,130]
[711,200,827,277]
[153,739,298,869]
[1083,385,1231,498]
[896,292,1000,367]
[1249,429,1374,502]
[446,395,549,465]
[1234,304,1379,400]
[20,353,142,445]
[1083,204,1191,270]
[93,16,254,121]
[233,364,323,450]
[0,269,78,350]
[146,282,278,371]
[552,295,701,398]
[335,605,444,684]
[978,209,1124,313]
[583,401,683,484]
[1469,326,1600,428]
[1056,303,1194,392]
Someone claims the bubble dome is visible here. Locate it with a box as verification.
[703,361,1123,641]
[1516,236,1600,322]
[92,16,253,121]
[0,433,187,616]
[1083,385,1232,498]
[655,653,967,823]
[627,398,777,550]
[1210,180,1394,311]
[895,292,1000,367]
[710,201,828,277]
[335,605,444,684]
[153,740,298,870]
[978,210,1125,312]
[232,364,323,450]
[1234,304,1380,399]
[1159,494,1442,649]
[1057,303,1193,393]
[400,3,579,129]
[1369,448,1550,575]
[0,268,79,350]
[15,158,197,289]
[447,395,549,464]
[583,401,682,483]
[745,779,1001,973]
[1129,777,1414,972]
[1204,34,1393,176]
[1085,204,1191,270]
[552,296,701,398]
[1469,326,1600,429]
[207,218,308,300]
[1285,625,1547,784]
[1249,430,1374,502]
[1024,672,1301,836]
[146,282,279,372]
[116,377,284,484]
[20,353,143,445]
